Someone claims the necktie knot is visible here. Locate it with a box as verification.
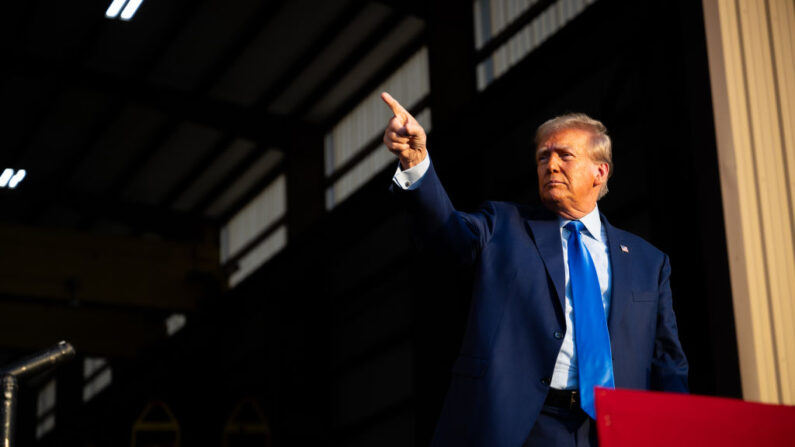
[565,220,585,238]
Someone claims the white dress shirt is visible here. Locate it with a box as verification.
[552,207,612,389]
[393,155,613,390]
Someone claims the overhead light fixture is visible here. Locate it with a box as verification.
[9,170,26,189]
[105,0,145,21]
[0,169,26,189]
[105,0,126,18]
[0,169,12,188]
[120,0,145,20]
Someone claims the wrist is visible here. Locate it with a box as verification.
[400,150,427,170]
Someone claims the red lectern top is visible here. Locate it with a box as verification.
[595,387,795,446]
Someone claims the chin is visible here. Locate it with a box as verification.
[540,192,566,204]
[539,196,563,210]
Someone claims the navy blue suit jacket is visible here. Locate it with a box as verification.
[393,161,688,446]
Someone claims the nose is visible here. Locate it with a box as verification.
[546,153,561,172]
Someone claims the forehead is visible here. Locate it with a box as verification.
[536,127,592,151]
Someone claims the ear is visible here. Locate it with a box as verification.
[593,162,609,187]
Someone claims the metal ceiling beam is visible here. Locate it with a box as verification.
[25,0,305,236]
[7,0,203,169]
[14,0,409,242]
[106,0,292,219]
[210,0,415,242]
[191,0,289,93]
[373,0,429,19]
[2,0,42,73]
[4,4,114,168]
[62,118,180,232]
[7,62,319,153]
[473,0,556,64]
[291,10,404,117]
[252,0,369,110]
[0,299,170,358]
[3,183,210,240]
[0,223,220,312]
[22,98,128,225]
[189,146,274,217]
[1,163,212,236]
[221,215,286,273]
[78,0,299,233]
[158,135,236,209]
[109,120,182,200]
[217,159,286,224]
[19,0,207,229]
[322,30,427,128]
[64,192,210,240]
[87,75,321,146]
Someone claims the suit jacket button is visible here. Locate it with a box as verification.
[553,330,564,339]
[540,377,550,386]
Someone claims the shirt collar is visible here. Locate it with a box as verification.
[559,204,603,243]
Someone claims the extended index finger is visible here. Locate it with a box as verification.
[381,92,408,118]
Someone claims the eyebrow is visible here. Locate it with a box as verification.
[536,145,573,154]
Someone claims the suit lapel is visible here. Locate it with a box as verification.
[602,215,632,336]
[525,214,566,314]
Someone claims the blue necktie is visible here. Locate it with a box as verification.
[565,220,614,419]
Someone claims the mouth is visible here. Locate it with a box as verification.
[545,180,566,188]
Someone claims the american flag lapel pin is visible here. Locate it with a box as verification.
[620,244,629,253]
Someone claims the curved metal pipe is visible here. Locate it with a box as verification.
[1,341,75,379]
[0,341,76,447]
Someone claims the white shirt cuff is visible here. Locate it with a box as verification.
[392,154,430,190]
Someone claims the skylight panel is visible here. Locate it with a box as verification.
[0,169,26,189]
[106,0,145,21]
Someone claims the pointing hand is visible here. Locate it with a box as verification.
[381,92,427,170]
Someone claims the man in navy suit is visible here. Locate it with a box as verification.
[382,92,688,446]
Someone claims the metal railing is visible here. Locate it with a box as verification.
[0,341,75,447]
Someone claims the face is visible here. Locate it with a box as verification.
[536,127,609,220]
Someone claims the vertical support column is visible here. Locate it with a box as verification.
[702,0,795,404]
[426,0,477,173]
[426,1,477,124]
[413,2,478,444]
[285,129,325,239]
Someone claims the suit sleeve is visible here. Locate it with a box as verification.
[390,159,496,264]
[651,254,689,392]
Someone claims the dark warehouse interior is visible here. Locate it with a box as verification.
[0,0,744,445]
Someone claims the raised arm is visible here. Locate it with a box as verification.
[382,92,494,264]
